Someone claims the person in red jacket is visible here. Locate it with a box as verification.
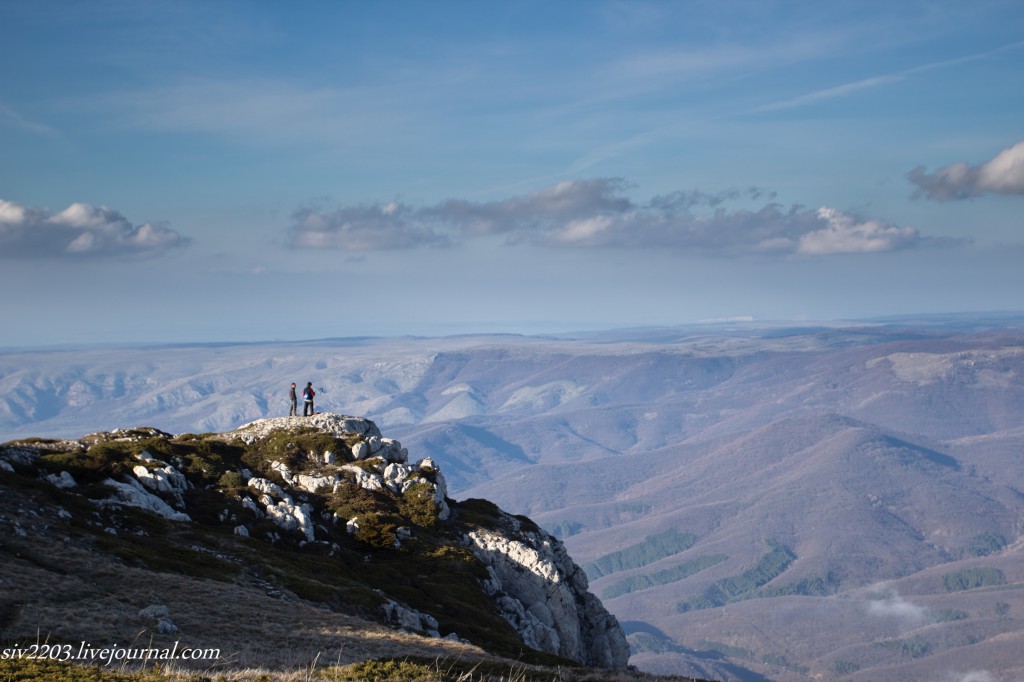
[302,382,316,416]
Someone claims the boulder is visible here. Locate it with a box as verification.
[247,477,285,498]
[138,604,177,634]
[232,414,382,444]
[351,441,370,460]
[47,471,78,489]
[295,473,335,493]
[270,460,294,484]
[101,477,191,522]
[264,498,315,541]
[339,465,385,492]
[381,597,440,635]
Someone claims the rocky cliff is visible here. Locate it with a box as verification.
[0,413,629,670]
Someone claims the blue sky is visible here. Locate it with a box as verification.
[1,0,1023,346]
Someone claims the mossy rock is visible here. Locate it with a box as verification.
[36,440,136,484]
[225,429,353,488]
[452,498,503,529]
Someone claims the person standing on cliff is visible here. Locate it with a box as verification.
[288,383,298,416]
[302,382,316,416]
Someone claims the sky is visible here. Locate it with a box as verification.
[1,0,1023,347]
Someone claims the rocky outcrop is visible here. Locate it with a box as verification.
[231,413,381,442]
[230,417,627,667]
[100,476,192,522]
[467,517,630,668]
[230,415,408,463]
[246,475,316,541]
[133,450,190,494]
[229,416,449,538]
[1,413,627,670]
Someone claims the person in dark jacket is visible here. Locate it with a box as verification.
[288,383,297,416]
[302,382,316,416]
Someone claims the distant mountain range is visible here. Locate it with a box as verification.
[3,314,1023,681]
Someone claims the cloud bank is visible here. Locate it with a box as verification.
[290,179,949,257]
[908,140,1024,201]
[0,199,189,259]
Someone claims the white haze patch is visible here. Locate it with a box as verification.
[952,672,996,682]
[865,591,930,627]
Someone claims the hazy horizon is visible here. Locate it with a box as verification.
[4,309,1024,355]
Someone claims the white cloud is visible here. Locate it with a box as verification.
[908,140,1024,201]
[797,207,921,255]
[429,178,634,238]
[289,179,958,257]
[866,591,929,626]
[954,672,995,682]
[288,203,450,251]
[547,215,620,246]
[977,142,1024,194]
[0,199,188,259]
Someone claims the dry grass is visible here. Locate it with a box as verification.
[0,483,485,678]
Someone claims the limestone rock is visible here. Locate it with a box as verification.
[381,596,440,635]
[241,496,263,518]
[138,604,177,634]
[247,477,285,498]
[467,525,629,668]
[366,435,407,463]
[132,451,189,494]
[295,473,335,493]
[339,465,385,492]
[47,470,77,489]
[342,458,450,521]
[270,460,294,484]
[351,441,370,460]
[232,414,381,444]
[246,477,314,541]
[264,498,315,542]
[101,477,191,522]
